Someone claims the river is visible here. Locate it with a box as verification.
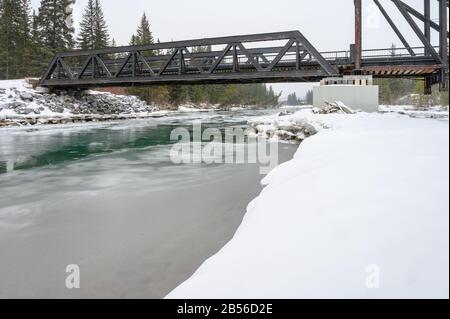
[0,109,297,298]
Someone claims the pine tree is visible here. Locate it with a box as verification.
[0,0,14,79]
[287,93,300,106]
[37,0,75,53]
[134,13,153,45]
[127,12,171,105]
[15,0,32,77]
[77,0,109,49]
[31,10,40,43]
[0,0,32,79]
[77,0,95,49]
[305,90,313,105]
[129,34,137,46]
[93,0,109,48]
[169,85,189,106]
[389,43,397,57]
[129,12,153,52]
[28,9,50,76]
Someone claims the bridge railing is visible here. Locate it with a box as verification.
[360,46,439,59]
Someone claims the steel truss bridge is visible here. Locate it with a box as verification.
[39,0,449,94]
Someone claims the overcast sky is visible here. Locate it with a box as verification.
[30,0,444,98]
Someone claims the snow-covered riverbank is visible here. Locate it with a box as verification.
[0,80,168,126]
[248,105,448,143]
[167,109,449,299]
[0,80,269,127]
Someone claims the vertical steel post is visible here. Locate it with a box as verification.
[424,0,431,55]
[354,0,362,70]
[132,52,136,77]
[439,0,449,91]
[179,49,186,74]
[92,56,96,78]
[439,0,448,65]
[424,76,432,95]
[233,45,239,72]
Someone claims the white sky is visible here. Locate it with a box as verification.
[30,0,445,98]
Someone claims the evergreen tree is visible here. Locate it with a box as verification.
[129,34,137,46]
[16,0,33,77]
[93,0,109,48]
[127,12,171,106]
[28,9,52,76]
[77,0,109,49]
[37,0,75,53]
[31,10,40,44]
[77,0,95,49]
[287,93,300,106]
[169,85,189,106]
[375,78,416,104]
[305,90,313,105]
[0,0,15,79]
[0,0,32,79]
[129,13,153,46]
[134,13,153,45]
[389,43,397,57]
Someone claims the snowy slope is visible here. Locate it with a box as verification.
[0,79,161,124]
[167,111,449,299]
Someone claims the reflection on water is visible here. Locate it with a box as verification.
[0,108,297,298]
[0,110,274,174]
[0,109,285,226]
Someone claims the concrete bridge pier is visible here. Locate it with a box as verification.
[313,76,379,113]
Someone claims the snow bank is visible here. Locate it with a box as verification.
[177,104,219,113]
[167,110,449,299]
[248,109,330,143]
[380,104,449,120]
[177,104,261,113]
[0,79,163,126]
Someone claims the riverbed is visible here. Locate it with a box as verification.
[0,109,297,298]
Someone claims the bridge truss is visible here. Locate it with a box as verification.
[39,31,338,89]
[39,0,448,94]
[360,0,448,92]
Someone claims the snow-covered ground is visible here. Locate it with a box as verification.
[380,104,449,119]
[167,109,449,299]
[0,79,168,125]
[0,79,220,126]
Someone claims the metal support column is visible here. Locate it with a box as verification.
[354,0,362,71]
[439,0,448,65]
[439,0,449,91]
[424,0,431,55]
[232,45,239,72]
[424,76,433,95]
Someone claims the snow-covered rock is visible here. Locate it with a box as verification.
[19,91,34,101]
[249,105,449,144]
[0,79,161,126]
[379,104,449,120]
[167,110,449,299]
[248,109,324,143]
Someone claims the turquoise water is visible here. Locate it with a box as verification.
[0,109,297,298]
[0,111,263,174]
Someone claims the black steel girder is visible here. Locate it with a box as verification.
[39,31,337,89]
